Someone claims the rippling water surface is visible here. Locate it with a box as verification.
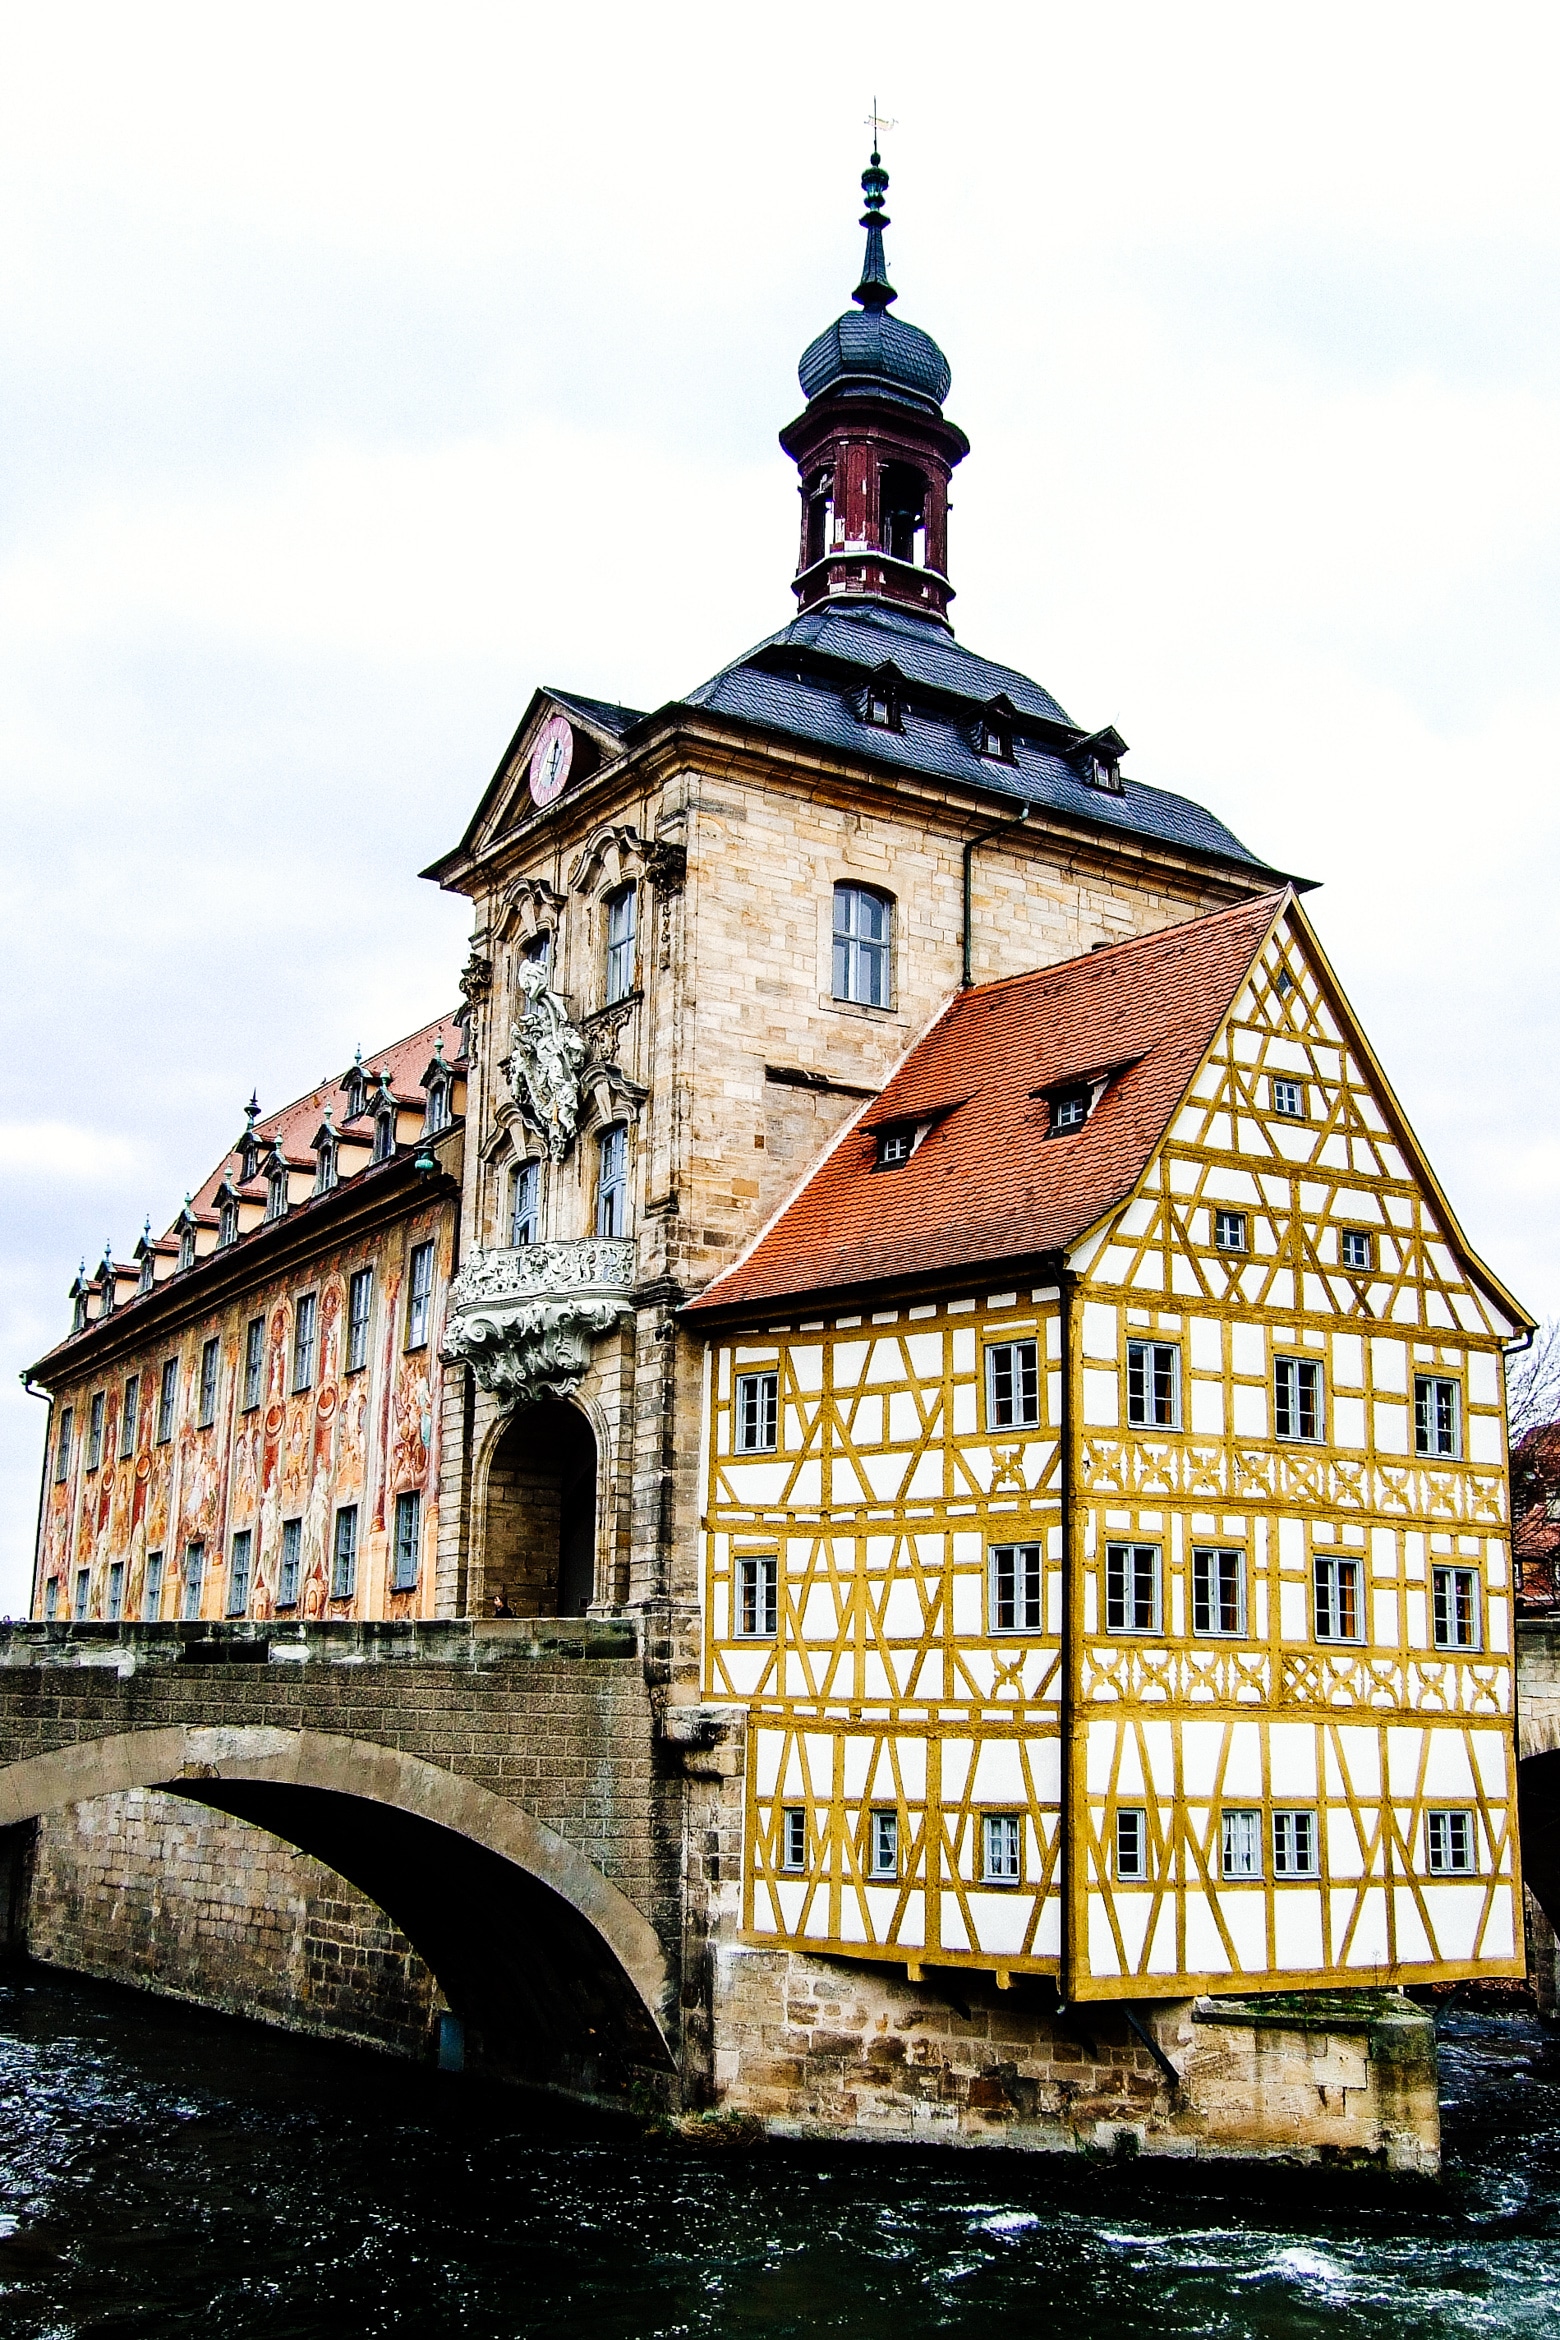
[0,1971,1556,2337]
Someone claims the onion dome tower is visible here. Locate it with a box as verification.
[781,146,968,627]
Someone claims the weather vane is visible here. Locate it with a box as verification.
[864,98,897,158]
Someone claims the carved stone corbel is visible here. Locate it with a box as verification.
[443,1238,637,1410]
[643,839,688,894]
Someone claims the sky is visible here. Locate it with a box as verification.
[2,1,1558,1609]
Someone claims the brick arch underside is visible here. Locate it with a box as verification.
[1518,1749,1560,1936]
[0,1727,674,2094]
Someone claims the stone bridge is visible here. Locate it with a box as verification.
[0,1617,720,2104]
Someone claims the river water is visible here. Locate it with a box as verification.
[0,1971,1555,2338]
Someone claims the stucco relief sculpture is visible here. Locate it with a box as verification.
[503,962,588,1163]
[443,1239,636,1410]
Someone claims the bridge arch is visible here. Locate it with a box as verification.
[0,1725,674,2096]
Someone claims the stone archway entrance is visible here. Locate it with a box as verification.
[484,1401,598,1617]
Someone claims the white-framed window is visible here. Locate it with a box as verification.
[1415,1375,1460,1458]
[181,1542,205,1620]
[218,1196,240,1246]
[44,1576,60,1620]
[736,1553,778,1638]
[864,678,898,730]
[73,1567,90,1621]
[876,1126,916,1167]
[86,1391,105,1472]
[605,885,637,1003]
[406,1241,435,1350]
[1221,1808,1262,1880]
[1214,1210,1247,1252]
[1192,1547,1246,1636]
[197,1337,220,1428]
[990,1543,1043,1632]
[313,1135,338,1196]
[242,1316,265,1410]
[869,1809,899,1878]
[293,1293,317,1393]
[393,1490,422,1593]
[1271,1078,1306,1119]
[781,1807,807,1871]
[510,1158,541,1247]
[278,1519,301,1610]
[1427,1810,1476,1874]
[1127,1340,1180,1429]
[265,1161,290,1221]
[347,1271,373,1375]
[1274,1355,1323,1441]
[986,1339,1040,1430]
[1106,1542,1161,1634]
[832,883,892,1007]
[423,1078,450,1136]
[1432,1565,1481,1651]
[982,1813,1022,1885]
[228,1529,252,1617]
[107,1561,124,1623]
[1340,1227,1373,1272]
[1049,1088,1090,1135]
[735,1370,779,1453]
[120,1375,139,1458]
[53,1407,72,1483]
[596,1124,629,1238]
[143,1551,163,1621]
[1115,1808,1148,1880]
[1272,1809,1319,1878]
[331,1505,358,1600]
[177,1222,196,1271]
[372,1103,397,1164]
[156,1357,178,1443]
[1314,1554,1362,1642]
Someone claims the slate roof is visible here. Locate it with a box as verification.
[684,895,1287,1318]
[548,690,646,738]
[684,602,1272,874]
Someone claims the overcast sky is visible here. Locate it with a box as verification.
[3,2,1557,1608]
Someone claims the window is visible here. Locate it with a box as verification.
[278,1519,302,1610]
[156,1358,178,1443]
[1271,1078,1306,1120]
[869,1810,899,1878]
[605,886,637,1003]
[293,1293,317,1392]
[979,717,1010,760]
[596,1126,628,1238]
[736,1554,778,1638]
[86,1392,105,1472]
[1433,1565,1481,1651]
[510,1159,541,1247]
[523,928,553,976]
[265,1162,289,1222]
[805,467,834,567]
[197,1337,220,1429]
[875,1126,916,1167]
[1115,1809,1148,1881]
[1274,1355,1322,1441]
[1214,1210,1247,1252]
[53,1407,73,1483]
[1272,1810,1319,1879]
[1427,1810,1475,1875]
[1049,1088,1089,1135]
[138,1251,154,1296]
[393,1491,422,1593]
[143,1551,163,1621]
[243,1317,265,1410]
[73,1568,90,1621]
[72,1286,89,1333]
[1274,966,1295,998]
[228,1529,252,1617]
[982,1813,1022,1884]
[424,1079,450,1135]
[1314,1554,1362,1641]
[44,1576,59,1620]
[1192,1548,1245,1637]
[1415,1376,1460,1459]
[990,1543,1043,1633]
[314,1136,338,1196]
[986,1340,1040,1431]
[331,1506,359,1600]
[735,1371,779,1454]
[865,676,899,729]
[406,1242,435,1350]
[372,1104,396,1164]
[181,1542,205,1620]
[832,884,892,1007]
[1221,1808,1262,1880]
[1127,1340,1180,1430]
[1341,1228,1373,1272]
[880,463,926,566]
[347,1271,373,1373]
[1106,1542,1161,1633]
[781,1807,807,1871]
[178,1223,196,1271]
[120,1375,139,1459]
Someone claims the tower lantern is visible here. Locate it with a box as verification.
[781,146,968,626]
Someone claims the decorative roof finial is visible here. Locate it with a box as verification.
[244,1091,259,1128]
[853,106,897,313]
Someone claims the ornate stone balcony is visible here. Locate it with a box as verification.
[443,1238,637,1410]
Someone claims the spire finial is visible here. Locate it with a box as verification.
[853,108,897,312]
[244,1090,259,1128]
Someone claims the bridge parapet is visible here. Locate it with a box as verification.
[0,1617,638,1673]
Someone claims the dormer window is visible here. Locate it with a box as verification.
[372,1103,396,1163]
[1050,1088,1091,1135]
[71,1285,88,1334]
[863,668,901,731]
[265,1162,289,1221]
[238,1137,260,1183]
[424,1079,449,1135]
[99,1268,115,1316]
[218,1197,239,1247]
[177,1223,196,1272]
[138,1253,154,1296]
[1086,754,1121,792]
[315,1137,338,1194]
[874,1122,928,1169]
[977,704,1013,762]
[343,1064,367,1121]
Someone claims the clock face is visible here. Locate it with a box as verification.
[529,715,574,807]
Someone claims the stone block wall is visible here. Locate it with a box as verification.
[25,1790,443,2060]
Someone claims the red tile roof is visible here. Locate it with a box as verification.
[687,895,1286,1318]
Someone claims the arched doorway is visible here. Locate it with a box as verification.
[484,1400,598,1617]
